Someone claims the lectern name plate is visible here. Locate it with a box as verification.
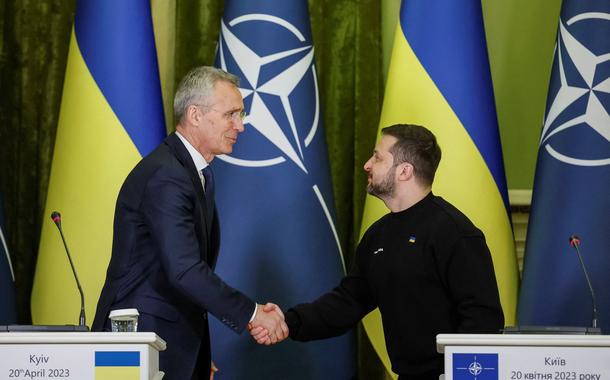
[0,344,145,380]
[445,346,610,380]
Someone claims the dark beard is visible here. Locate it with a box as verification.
[366,170,394,199]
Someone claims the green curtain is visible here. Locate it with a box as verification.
[0,0,76,324]
[308,3,384,378]
[1,0,385,377]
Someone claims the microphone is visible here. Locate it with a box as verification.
[51,211,87,328]
[569,235,598,330]
[502,236,601,336]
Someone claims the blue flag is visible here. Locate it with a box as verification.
[518,0,610,333]
[0,194,16,324]
[210,1,355,378]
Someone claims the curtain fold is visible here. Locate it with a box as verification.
[0,0,75,323]
[175,0,223,97]
[308,0,382,263]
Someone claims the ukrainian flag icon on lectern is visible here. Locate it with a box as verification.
[95,351,140,380]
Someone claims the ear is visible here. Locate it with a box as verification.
[396,163,414,181]
[185,104,203,125]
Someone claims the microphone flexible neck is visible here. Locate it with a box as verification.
[571,241,598,329]
[55,221,86,327]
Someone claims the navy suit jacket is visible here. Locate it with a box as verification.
[92,133,254,380]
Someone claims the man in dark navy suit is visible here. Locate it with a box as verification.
[93,66,287,380]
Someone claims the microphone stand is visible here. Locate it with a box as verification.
[569,235,598,330]
[54,216,87,328]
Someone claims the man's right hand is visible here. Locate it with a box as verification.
[249,303,289,345]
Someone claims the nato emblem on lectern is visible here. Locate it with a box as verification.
[453,353,498,380]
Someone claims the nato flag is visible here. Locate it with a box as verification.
[209,0,355,378]
[518,0,610,333]
[0,193,16,324]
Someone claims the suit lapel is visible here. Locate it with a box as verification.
[164,133,213,262]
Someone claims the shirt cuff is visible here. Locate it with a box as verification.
[249,303,258,323]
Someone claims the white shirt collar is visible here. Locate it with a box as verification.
[175,131,209,171]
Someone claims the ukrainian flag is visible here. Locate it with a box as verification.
[95,351,140,380]
[360,1,519,376]
[31,0,166,325]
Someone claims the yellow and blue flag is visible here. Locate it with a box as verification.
[95,351,140,380]
[519,0,610,333]
[360,0,519,376]
[210,0,355,378]
[31,0,166,325]
[0,194,16,324]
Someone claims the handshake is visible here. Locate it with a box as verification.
[248,303,289,345]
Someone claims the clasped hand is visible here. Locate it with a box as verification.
[248,303,288,345]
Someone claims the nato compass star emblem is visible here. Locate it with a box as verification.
[217,13,320,173]
[541,12,610,166]
[453,353,498,380]
[215,13,344,267]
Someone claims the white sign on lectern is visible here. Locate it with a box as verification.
[437,334,610,380]
[0,332,166,380]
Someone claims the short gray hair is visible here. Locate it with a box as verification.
[173,66,240,123]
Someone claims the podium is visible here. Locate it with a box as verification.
[0,332,166,380]
[437,334,610,379]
